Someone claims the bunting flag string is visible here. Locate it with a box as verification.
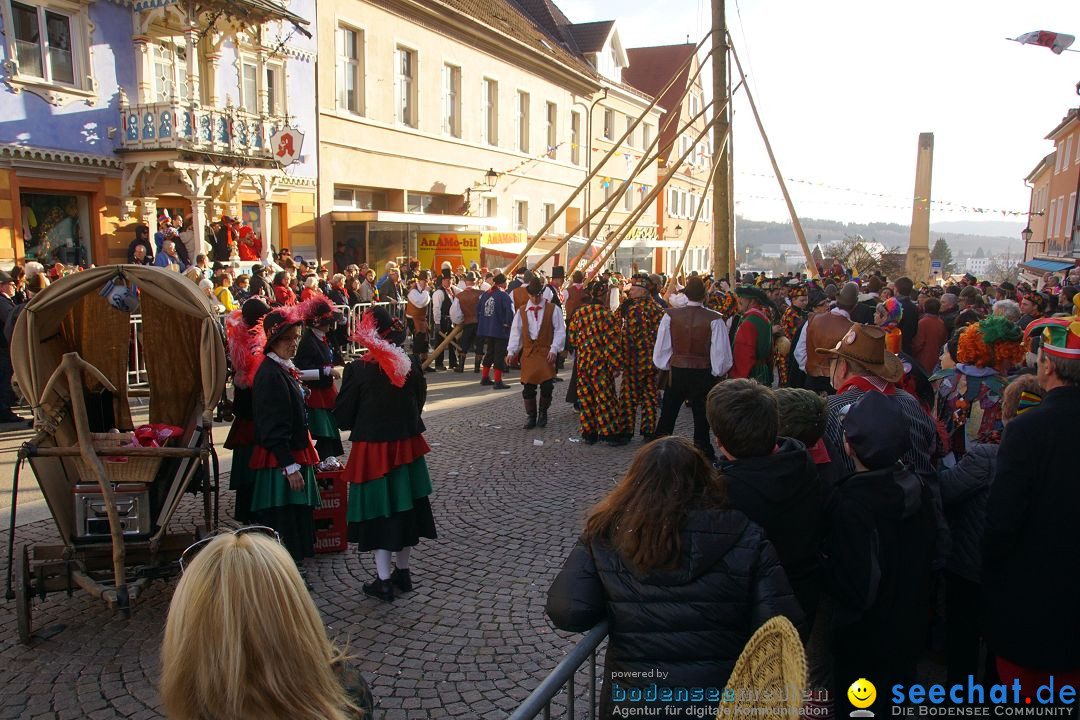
[738,171,1038,217]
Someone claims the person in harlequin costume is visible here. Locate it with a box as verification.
[779,284,809,387]
[875,296,904,355]
[567,279,623,444]
[932,315,1026,460]
[706,287,740,345]
[249,307,322,564]
[507,277,566,429]
[615,273,665,442]
[224,297,270,524]
[294,298,345,460]
[335,306,436,602]
[730,285,776,385]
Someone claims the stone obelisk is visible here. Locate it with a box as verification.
[905,133,934,282]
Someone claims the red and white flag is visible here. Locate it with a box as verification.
[1012,30,1075,54]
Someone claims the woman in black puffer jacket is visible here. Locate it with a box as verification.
[546,437,803,719]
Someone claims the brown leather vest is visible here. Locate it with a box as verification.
[512,286,530,311]
[405,292,429,333]
[804,311,854,377]
[564,284,588,322]
[520,303,556,384]
[668,305,721,370]
[457,287,481,324]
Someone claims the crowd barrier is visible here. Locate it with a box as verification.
[509,621,609,719]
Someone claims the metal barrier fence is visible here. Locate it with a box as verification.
[509,621,609,720]
[126,301,399,389]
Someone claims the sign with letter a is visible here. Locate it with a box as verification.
[271,127,305,167]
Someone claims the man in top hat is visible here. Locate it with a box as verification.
[507,277,565,429]
[818,322,948,568]
[450,271,483,373]
[543,266,565,308]
[405,270,433,369]
[730,285,776,384]
[616,273,665,442]
[431,268,458,371]
[476,273,514,389]
[653,276,732,460]
[983,316,1080,694]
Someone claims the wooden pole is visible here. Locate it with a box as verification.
[500,33,718,276]
[728,37,817,278]
[711,0,732,280]
[421,325,463,370]
[666,131,728,294]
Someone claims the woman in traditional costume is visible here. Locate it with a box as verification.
[223,298,270,524]
[335,306,436,601]
[250,307,321,564]
[294,298,344,460]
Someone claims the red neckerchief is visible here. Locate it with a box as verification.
[808,438,831,464]
[837,375,896,396]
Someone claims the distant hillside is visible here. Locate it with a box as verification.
[737,216,1022,256]
[929,220,1025,237]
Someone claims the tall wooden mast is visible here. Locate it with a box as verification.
[711,0,732,279]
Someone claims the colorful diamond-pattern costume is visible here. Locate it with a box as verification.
[616,295,665,437]
[568,301,623,438]
[779,305,806,387]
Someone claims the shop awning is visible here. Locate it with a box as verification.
[1021,258,1076,273]
[330,210,503,229]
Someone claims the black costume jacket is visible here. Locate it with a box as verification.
[252,356,310,467]
[335,357,426,443]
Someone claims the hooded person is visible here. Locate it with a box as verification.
[293,299,345,460]
[224,298,271,523]
[823,390,935,713]
[566,279,622,444]
[335,306,437,602]
[249,306,322,566]
[507,276,566,429]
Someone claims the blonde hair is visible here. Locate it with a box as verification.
[161,533,358,720]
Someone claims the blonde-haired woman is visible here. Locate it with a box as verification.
[161,529,372,720]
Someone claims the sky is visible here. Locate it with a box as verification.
[558,0,1079,235]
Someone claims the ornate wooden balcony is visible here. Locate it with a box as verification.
[118,101,288,162]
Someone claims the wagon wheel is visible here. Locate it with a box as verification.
[15,544,32,645]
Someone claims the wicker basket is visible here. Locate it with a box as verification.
[72,432,163,484]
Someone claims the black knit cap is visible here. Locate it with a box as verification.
[843,391,911,470]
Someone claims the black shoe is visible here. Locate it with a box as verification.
[604,435,630,447]
[492,381,511,390]
[553,376,564,382]
[523,414,537,430]
[641,432,655,442]
[363,578,395,601]
[390,567,412,593]
[424,366,436,373]
[434,365,446,370]
[480,376,494,386]
[454,364,465,373]
[536,410,548,428]
[583,433,598,445]
[473,367,481,373]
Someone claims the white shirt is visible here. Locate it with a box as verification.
[507,299,566,356]
[652,301,732,377]
[480,281,492,292]
[668,292,689,308]
[542,283,563,305]
[608,286,620,312]
[407,287,431,308]
[432,287,455,316]
[794,306,851,371]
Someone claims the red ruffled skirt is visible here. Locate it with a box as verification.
[306,385,337,410]
[250,435,320,469]
[344,435,431,485]
[224,418,255,450]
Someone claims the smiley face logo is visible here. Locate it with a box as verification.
[847,678,876,711]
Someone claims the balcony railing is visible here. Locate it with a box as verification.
[118,101,288,159]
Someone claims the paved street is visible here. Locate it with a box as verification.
[0,368,687,720]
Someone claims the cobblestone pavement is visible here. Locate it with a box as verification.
[0,369,700,719]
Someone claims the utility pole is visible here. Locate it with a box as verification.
[711,0,731,280]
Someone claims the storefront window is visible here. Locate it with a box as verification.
[241,203,281,254]
[367,223,410,278]
[20,192,90,266]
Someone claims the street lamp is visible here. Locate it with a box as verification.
[484,168,499,189]
[1021,226,1033,244]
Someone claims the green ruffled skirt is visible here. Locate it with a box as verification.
[250,465,320,561]
[346,457,436,551]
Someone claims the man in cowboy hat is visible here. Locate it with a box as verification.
[818,323,949,567]
[730,285,775,384]
[983,317,1080,694]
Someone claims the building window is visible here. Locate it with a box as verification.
[622,182,633,212]
[689,93,700,116]
[514,200,529,232]
[642,122,653,149]
[482,78,498,146]
[1065,138,1074,173]
[1075,133,1080,165]
[1069,193,1078,243]
[408,192,442,214]
[517,90,530,153]
[483,196,497,218]
[9,1,79,85]
[152,38,189,102]
[265,62,285,116]
[442,63,461,137]
[603,108,614,140]
[545,102,557,159]
[604,181,613,203]
[333,186,387,210]
[1048,198,1058,239]
[543,202,555,225]
[1058,195,1067,238]
[624,114,635,147]
[396,46,417,127]
[19,192,91,265]
[336,25,363,114]
[570,111,581,165]
[240,60,258,114]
